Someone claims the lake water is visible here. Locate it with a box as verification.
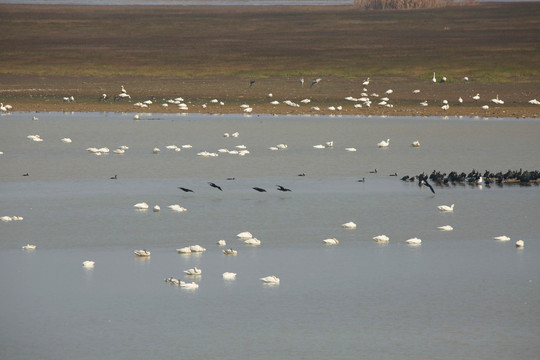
[1,112,539,360]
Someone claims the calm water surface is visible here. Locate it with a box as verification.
[1,112,539,360]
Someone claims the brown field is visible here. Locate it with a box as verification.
[0,2,539,117]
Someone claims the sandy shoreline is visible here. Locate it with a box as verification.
[2,75,539,118]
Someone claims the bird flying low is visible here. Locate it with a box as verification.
[178,187,194,192]
[208,182,223,191]
[276,185,291,192]
[252,187,267,192]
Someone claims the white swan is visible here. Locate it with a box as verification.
[176,247,192,254]
[134,249,151,257]
[61,138,72,143]
[323,238,339,245]
[373,235,389,242]
[237,231,253,239]
[133,202,149,210]
[437,204,454,212]
[515,240,524,248]
[432,72,436,83]
[217,239,227,246]
[180,281,199,289]
[493,235,511,241]
[345,147,357,152]
[244,238,261,245]
[437,225,454,231]
[168,204,187,212]
[189,245,206,252]
[184,267,202,275]
[22,244,37,250]
[82,260,95,268]
[377,139,390,148]
[341,222,357,229]
[153,205,160,212]
[222,272,237,280]
[223,248,238,255]
[260,275,280,284]
[411,140,420,147]
[406,237,422,245]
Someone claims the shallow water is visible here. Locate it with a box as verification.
[1,112,539,360]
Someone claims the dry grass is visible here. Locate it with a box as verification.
[0,3,539,117]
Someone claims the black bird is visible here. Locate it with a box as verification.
[208,182,223,191]
[110,174,117,180]
[226,177,235,181]
[419,179,435,194]
[249,80,255,87]
[369,169,378,174]
[277,185,292,192]
[389,172,398,176]
[178,187,194,193]
[357,178,365,182]
[298,173,306,177]
[252,187,267,192]
[22,173,29,176]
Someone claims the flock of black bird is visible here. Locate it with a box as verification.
[401,169,540,193]
[176,182,292,193]
[103,169,538,196]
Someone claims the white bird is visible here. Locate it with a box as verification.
[377,139,390,148]
[133,202,149,210]
[217,239,227,246]
[22,244,37,250]
[345,147,357,152]
[341,221,357,229]
[180,281,199,289]
[237,231,253,239]
[373,235,389,242]
[411,140,420,147]
[323,238,339,245]
[406,237,422,245]
[473,93,480,101]
[437,225,454,231]
[121,85,127,94]
[61,138,72,143]
[153,205,160,212]
[432,72,436,83]
[189,245,206,252]
[515,240,524,248]
[420,100,428,107]
[493,235,511,241]
[385,89,393,95]
[177,247,192,254]
[244,238,261,246]
[134,249,150,257]
[413,89,421,94]
[362,77,370,86]
[481,105,489,110]
[184,267,202,275]
[491,95,504,104]
[458,97,463,104]
[437,204,454,212]
[223,272,237,280]
[260,275,280,284]
[168,204,187,212]
[313,144,325,149]
[223,248,238,255]
[82,260,95,268]
[153,147,160,154]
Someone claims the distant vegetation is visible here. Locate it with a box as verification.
[353,0,475,10]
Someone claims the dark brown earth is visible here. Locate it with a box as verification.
[1,3,539,117]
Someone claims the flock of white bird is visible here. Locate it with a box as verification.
[36,81,534,117]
